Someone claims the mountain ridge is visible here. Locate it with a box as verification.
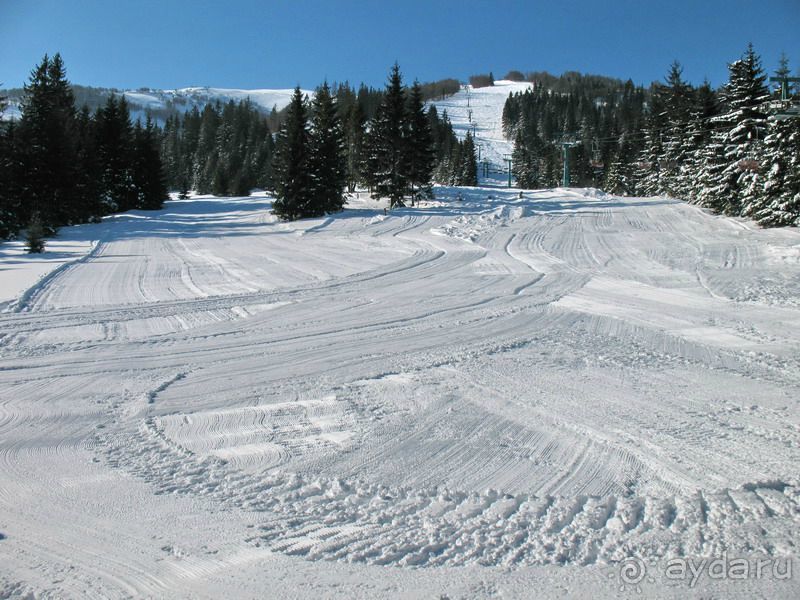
[0,85,311,124]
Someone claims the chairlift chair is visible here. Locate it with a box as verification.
[589,140,604,170]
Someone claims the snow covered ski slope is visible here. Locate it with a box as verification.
[432,80,533,183]
[1,187,799,598]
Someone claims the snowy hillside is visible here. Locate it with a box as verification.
[1,185,799,598]
[122,86,303,114]
[432,80,533,183]
[0,86,308,123]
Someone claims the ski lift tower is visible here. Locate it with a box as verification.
[559,140,581,187]
[502,153,513,188]
[770,75,800,102]
[769,75,800,120]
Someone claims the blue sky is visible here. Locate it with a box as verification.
[1,0,798,90]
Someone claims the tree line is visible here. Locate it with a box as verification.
[160,99,276,197]
[505,45,799,227]
[0,54,168,247]
[0,57,476,247]
[503,75,648,189]
[270,64,478,219]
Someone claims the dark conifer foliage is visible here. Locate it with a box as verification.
[364,64,411,208]
[95,94,135,213]
[750,116,800,226]
[502,74,647,189]
[343,101,366,192]
[358,64,456,208]
[512,129,541,188]
[504,70,526,82]
[0,54,168,242]
[0,81,15,237]
[459,132,479,186]
[133,117,169,210]
[417,79,461,102]
[0,122,21,238]
[469,74,495,88]
[308,82,347,214]
[25,213,46,253]
[159,98,274,197]
[503,45,799,227]
[657,62,695,199]
[405,81,436,200]
[272,87,312,220]
[74,105,102,219]
[17,53,80,230]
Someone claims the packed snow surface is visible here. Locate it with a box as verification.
[1,186,799,598]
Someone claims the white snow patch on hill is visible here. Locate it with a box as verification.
[133,86,303,113]
[431,80,534,184]
[1,86,309,123]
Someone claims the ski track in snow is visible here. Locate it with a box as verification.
[1,86,800,599]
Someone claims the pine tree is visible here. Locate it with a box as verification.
[17,53,80,230]
[254,122,275,191]
[448,141,463,186]
[0,90,7,237]
[308,82,347,214]
[658,62,694,198]
[540,145,560,188]
[271,87,312,220]
[512,128,543,188]
[682,81,718,203]
[635,89,667,196]
[405,81,436,201]
[344,102,365,193]
[750,116,800,226]
[694,131,729,212]
[95,94,136,213]
[459,132,478,186]
[161,115,183,191]
[132,117,168,210]
[431,108,460,185]
[25,212,46,253]
[74,105,102,220]
[718,44,770,217]
[193,103,221,194]
[363,64,410,208]
[0,122,20,238]
[774,52,791,98]
[604,132,636,195]
[512,129,532,188]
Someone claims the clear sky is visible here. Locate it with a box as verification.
[1,0,798,91]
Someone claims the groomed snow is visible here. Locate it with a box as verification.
[1,185,799,598]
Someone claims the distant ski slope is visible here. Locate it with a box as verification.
[432,80,533,183]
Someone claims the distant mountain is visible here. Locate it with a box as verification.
[0,85,310,124]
